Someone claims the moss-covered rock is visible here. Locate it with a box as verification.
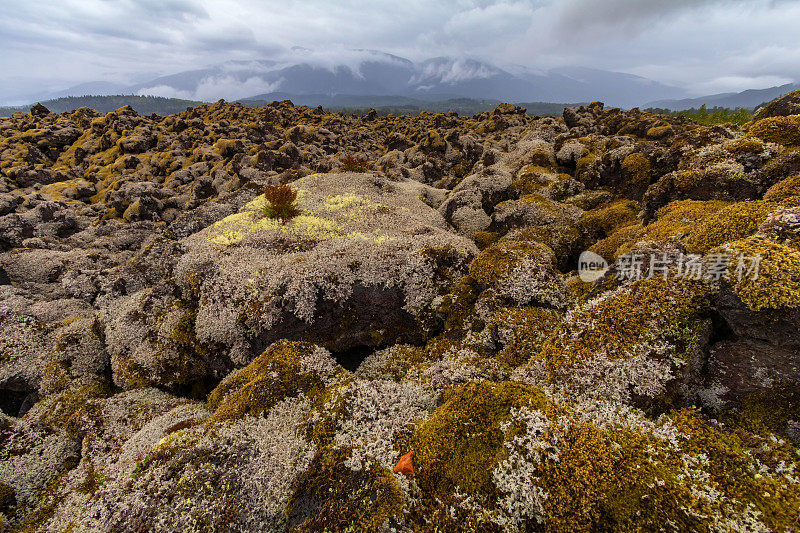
[412,381,548,500]
[286,446,404,532]
[684,200,777,254]
[722,236,800,310]
[764,174,800,201]
[207,340,339,422]
[749,115,800,148]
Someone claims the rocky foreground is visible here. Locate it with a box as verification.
[0,93,799,532]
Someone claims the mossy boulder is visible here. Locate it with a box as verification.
[286,446,404,532]
[535,277,713,405]
[683,200,777,254]
[764,174,800,201]
[412,381,548,501]
[207,340,340,422]
[749,115,800,148]
[722,236,800,311]
[468,240,566,308]
[753,90,800,120]
[641,168,760,223]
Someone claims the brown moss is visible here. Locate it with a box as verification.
[0,482,15,516]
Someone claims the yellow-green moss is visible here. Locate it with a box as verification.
[588,223,643,262]
[468,240,554,287]
[764,174,800,201]
[114,355,152,389]
[726,137,765,154]
[614,200,730,257]
[489,307,562,368]
[286,447,404,532]
[575,151,599,182]
[684,200,777,254]
[668,410,800,532]
[621,152,652,188]
[472,230,500,250]
[749,115,800,148]
[646,125,673,139]
[538,277,711,372]
[207,340,326,422]
[533,421,668,531]
[412,381,548,499]
[579,199,640,239]
[722,236,800,310]
[512,165,555,195]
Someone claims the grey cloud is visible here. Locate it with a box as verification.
[0,0,799,104]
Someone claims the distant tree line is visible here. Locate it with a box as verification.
[0,95,205,117]
[646,104,755,125]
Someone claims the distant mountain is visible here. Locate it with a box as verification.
[647,83,800,111]
[0,95,204,117]
[240,93,583,116]
[21,51,688,109]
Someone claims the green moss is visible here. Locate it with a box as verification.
[488,307,562,368]
[749,115,800,147]
[412,381,547,499]
[722,385,800,438]
[207,340,327,422]
[538,277,711,372]
[726,137,765,153]
[684,200,777,254]
[722,236,800,310]
[286,447,404,532]
[620,152,652,188]
[468,240,553,287]
[579,199,640,239]
[172,309,197,345]
[764,174,800,201]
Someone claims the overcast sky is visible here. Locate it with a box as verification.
[2,0,799,104]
